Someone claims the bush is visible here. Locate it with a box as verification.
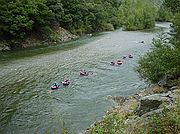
[0,0,54,49]
[157,6,173,22]
[134,97,180,134]
[136,32,180,83]
[103,23,115,31]
[91,113,127,134]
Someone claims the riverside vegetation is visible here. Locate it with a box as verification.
[84,0,180,134]
[0,0,171,50]
[0,0,179,134]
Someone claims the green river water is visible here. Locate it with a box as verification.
[0,23,170,134]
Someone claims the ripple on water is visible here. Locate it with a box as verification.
[0,23,170,134]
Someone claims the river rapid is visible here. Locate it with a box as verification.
[0,23,170,134]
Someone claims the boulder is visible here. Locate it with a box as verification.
[136,93,172,116]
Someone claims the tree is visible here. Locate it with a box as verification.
[0,0,32,39]
[156,2,173,22]
[136,0,180,83]
[46,0,64,22]
[118,0,156,30]
[0,0,54,48]
[164,0,180,13]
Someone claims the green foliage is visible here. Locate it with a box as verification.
[0,0,162,49]
[156,4,173,22]
[134,98,180,134]
[46,0,64,22]
[136,32,180,83]
[0,0,122,48]
[164,0,180,14]
[0,0,53,48]
[118,0,156,30]
[156,0,180,22]
[102,23,114,31]
[59,0,120,34]
[0,0,32,39]
[136,1,180,83]
[171,13,180,43]
[91,113,127,134]
[101,0,121,29]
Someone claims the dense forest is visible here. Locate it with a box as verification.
[0,0,121,49]
[0,0,172,49]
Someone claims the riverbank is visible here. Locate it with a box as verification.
[0,21,169,52]
[0,22,171,134]
[83,78,180,134]
[0,26,78,51]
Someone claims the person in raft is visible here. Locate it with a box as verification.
[117,60,123,65]
[51,81,59,89]
[80,69,88,76]
[128,54,133,58]
[62,79,70,85]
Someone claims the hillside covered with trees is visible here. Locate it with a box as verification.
[0,0,167,50]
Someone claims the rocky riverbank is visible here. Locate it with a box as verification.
[83,78,180,134]
[0,26,78,51]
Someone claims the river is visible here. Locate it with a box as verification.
[0,23,170,134]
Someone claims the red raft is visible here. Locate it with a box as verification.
[117,60,123,65]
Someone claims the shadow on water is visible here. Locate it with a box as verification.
[0,33,103,64]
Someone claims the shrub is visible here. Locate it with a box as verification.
[90,112,130,134]
[134,97,180,134]
[136,32,180,83]
[157,6,173,22]
[103,23,115,31]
